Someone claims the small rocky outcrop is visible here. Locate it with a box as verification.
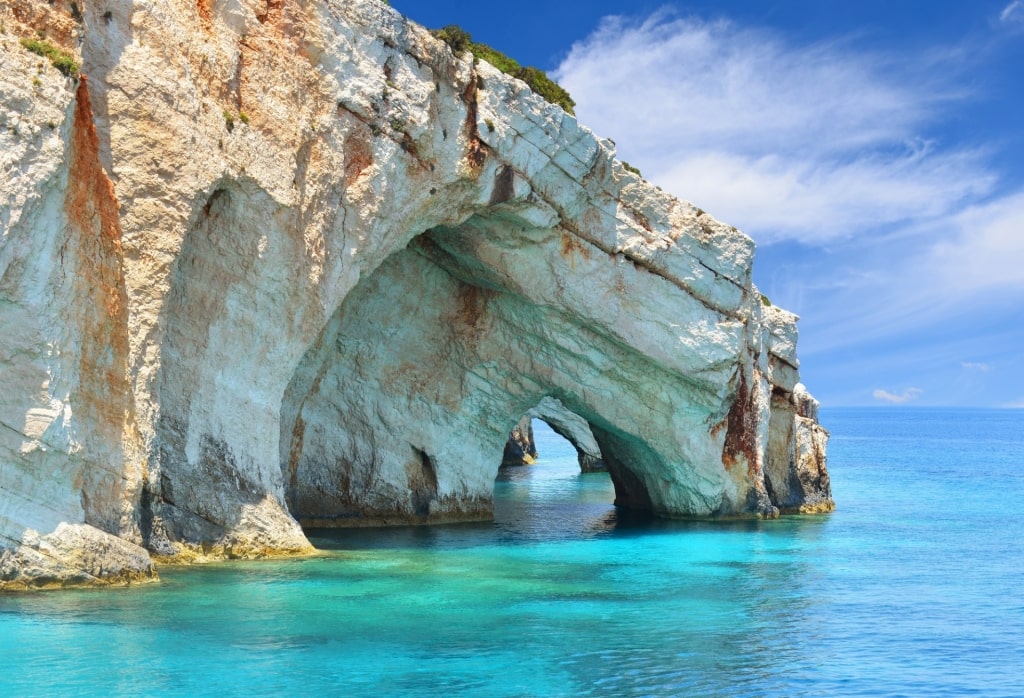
[502,416,538,466]
[0,0,831,589]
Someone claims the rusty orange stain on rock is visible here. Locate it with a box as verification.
[65,76,132,445]
[721,370,760,477]
[196,0,213,26]
[461,76,488,171]
[343,128,374,183]
[559,231,591,263]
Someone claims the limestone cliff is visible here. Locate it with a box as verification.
[0,0,831,589]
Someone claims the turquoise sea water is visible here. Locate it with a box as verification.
[1,408,1022,697]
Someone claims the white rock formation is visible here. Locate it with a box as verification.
[0,0,831,589]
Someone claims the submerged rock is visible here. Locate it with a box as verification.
[0,0,831,589]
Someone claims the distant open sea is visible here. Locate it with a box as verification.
[1,408,1022,697]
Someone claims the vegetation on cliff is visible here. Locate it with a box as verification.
[432,25,575,115]
[19,37,79,77]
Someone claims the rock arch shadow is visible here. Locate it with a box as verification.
[498,401,664,523]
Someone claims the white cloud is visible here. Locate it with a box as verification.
[873,388,924,404]
[553,11,993,244]
[1001,1,1023,23]
[929,192,1024,292]
[961,362,991,372]
[651,149,992,243]
[789,186,1024,351]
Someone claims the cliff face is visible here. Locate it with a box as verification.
[0,0,831,589]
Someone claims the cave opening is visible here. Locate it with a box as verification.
[500,399,607,474]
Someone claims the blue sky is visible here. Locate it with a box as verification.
[391,1,1024,407]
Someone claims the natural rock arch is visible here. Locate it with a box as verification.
[138,163,831,555]
[272,201,774,531]
[276,213,702,528]
[504,398,607,473]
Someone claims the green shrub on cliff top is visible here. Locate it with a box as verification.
[19,37,79,77]
[433,25,472,55]
[621,161,642,177]
[512,66,574,115]
[432,25,575,115]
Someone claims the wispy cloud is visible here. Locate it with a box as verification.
[873,388,924,404]
[1001,1,1023,23]
[962,362,991,372]
[554,11,992,243]
[930,192,1024,293]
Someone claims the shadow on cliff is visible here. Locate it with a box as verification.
[145,180,313,554]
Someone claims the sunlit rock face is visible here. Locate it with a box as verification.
[0,0,831,589]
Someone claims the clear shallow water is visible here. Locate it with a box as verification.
[2,408,1022,696]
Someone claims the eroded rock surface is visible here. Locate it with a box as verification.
[0,0,831,589]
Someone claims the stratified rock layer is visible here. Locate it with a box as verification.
[0,0,831,589]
